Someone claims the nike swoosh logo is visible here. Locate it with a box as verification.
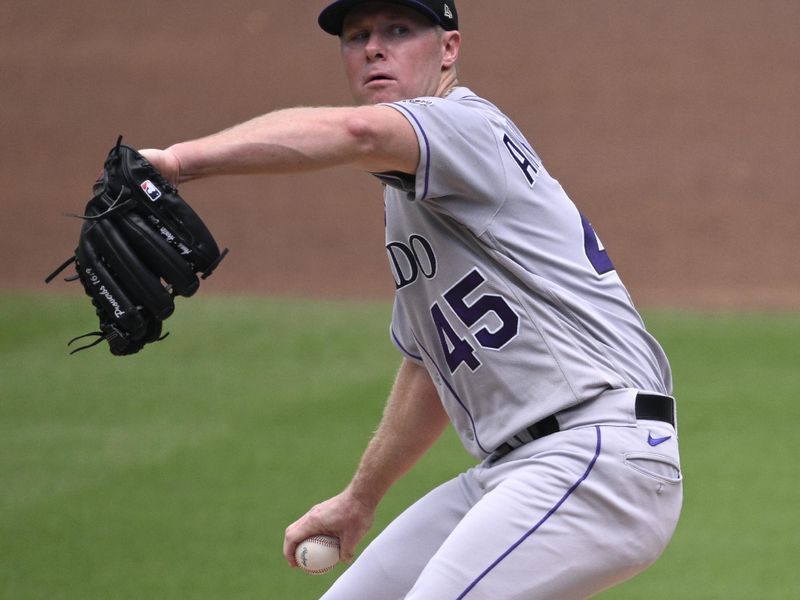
[648,433,672,447]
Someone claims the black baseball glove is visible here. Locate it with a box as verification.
[46,136,227,355]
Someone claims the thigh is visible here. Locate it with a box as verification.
[320,472,480,600]
[405,425,682,600]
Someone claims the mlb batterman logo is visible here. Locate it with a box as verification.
[140,180,162,201]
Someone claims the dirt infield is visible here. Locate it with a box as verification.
[3,1,797,309]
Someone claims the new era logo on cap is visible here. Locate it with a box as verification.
[444,3,453,19]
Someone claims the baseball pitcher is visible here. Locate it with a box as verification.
[140,1,683,597]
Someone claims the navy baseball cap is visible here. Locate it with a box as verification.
[318,0,458,36]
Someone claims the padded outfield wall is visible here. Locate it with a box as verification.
[3,1,797,309]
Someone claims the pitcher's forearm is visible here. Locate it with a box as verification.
[345,360,449,509]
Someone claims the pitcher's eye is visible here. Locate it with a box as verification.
[344,29,369,43]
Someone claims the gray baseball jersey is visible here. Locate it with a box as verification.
[377,87,672,459]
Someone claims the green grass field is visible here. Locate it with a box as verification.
[1,294,798,599]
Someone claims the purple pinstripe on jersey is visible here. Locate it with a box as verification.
[413,332,490,454]
[457,426,603,599]
[391,326,423,362]
[390,103,431,200]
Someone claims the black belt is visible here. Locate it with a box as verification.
[490,393,675,461]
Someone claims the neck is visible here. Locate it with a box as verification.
[436,71,460,98]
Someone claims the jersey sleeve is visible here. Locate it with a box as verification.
[384,96,507,233]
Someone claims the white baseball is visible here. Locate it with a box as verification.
[294,535,340,575]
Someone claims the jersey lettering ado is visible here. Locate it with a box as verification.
[376,88,671,459]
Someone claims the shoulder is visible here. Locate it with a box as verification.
[387,87,498,117]
[384,87,507,147]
